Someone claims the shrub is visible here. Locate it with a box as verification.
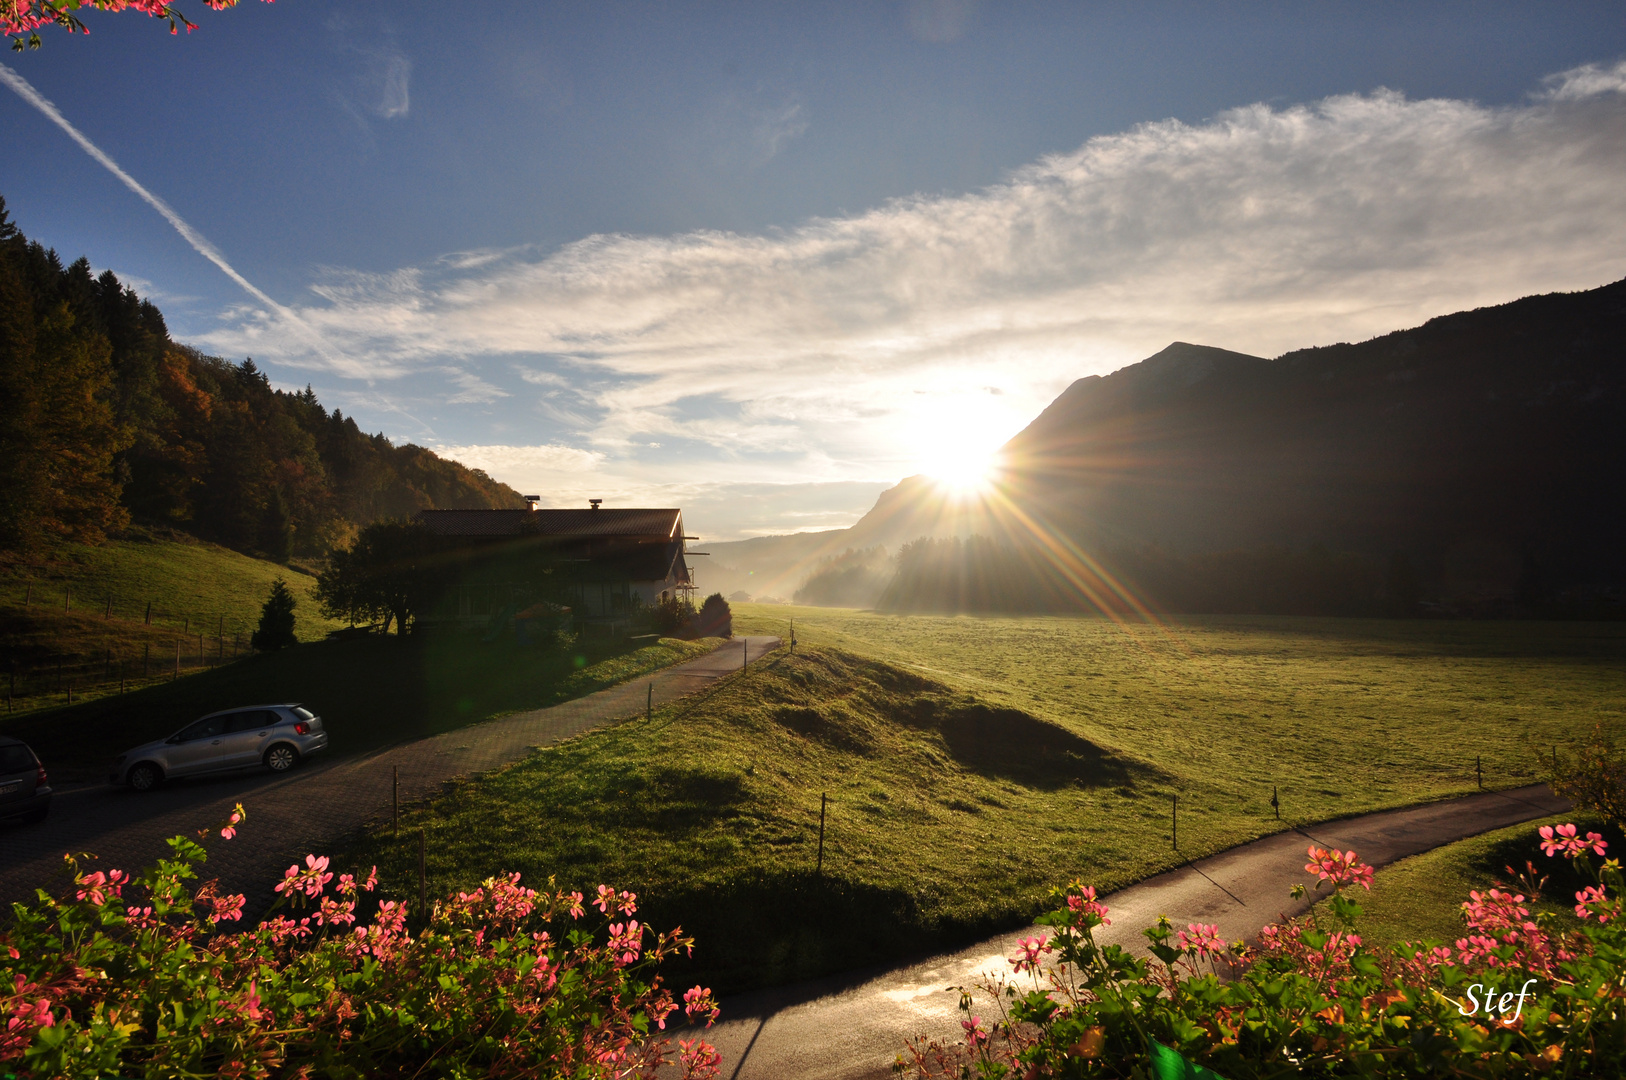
[250,577,298,651]
[0,805,722,1078]
[900,825,1623,1078]
[653,595,695,636]
[1550,724,1626,832]
[693,593,732,638]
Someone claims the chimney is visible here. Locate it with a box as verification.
[524,495,541,511]
[589,499,603,510]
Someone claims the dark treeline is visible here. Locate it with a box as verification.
[849,535,1433,617]
[0,197,521,561]
[792,546,891,607]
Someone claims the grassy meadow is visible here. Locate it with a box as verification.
[734,606,1626,835]
[339,607,1626,995]
[0,529,345,713]
[1309,814,1621,950]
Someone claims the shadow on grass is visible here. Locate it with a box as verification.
[0,630,667,772]
[639,869,1010,996]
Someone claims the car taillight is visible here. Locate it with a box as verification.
[294,722,310,735]
[35,765,47,787]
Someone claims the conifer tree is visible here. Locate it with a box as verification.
[251,578,298,651]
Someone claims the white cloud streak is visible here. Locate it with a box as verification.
[200,60,1626,481]
[0,62,360,376]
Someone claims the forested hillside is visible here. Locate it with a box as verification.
[0,197,522,562]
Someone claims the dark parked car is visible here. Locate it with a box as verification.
[0,737,52,823]
[109,704,328,791]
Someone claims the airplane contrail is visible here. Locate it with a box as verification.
[0,61,360,376]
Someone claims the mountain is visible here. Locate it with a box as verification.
[725,277,1626,609]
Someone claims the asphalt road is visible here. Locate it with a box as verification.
[0,635,780,909]
[703,783,1572,1080]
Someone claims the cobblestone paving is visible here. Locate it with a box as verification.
[0,636,779,912]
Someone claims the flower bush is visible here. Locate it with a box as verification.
[3,0,270,51]
[0,805,721,1078]
[899,826,1624,1078]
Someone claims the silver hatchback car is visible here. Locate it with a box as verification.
[110,704,328,791]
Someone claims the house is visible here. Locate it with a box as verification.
[415,499,692,635]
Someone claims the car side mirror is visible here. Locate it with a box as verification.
[167,735,183,745]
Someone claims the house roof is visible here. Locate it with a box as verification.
[416,508,683,539]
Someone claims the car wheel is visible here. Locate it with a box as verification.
[128,763,162,791]
[264,744,299,772]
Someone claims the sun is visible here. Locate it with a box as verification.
[921,441,999,497]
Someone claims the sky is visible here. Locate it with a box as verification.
[4,1,1626,541]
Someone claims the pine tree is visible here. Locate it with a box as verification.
[251,578,298,651]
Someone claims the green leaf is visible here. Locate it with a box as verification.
[1148,1040,1231,1080]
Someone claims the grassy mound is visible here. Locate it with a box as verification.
[346,645,1179,994]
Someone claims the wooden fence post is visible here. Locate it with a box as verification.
[64,588,70,613]
[816,792,827,876]
[105,595,112,618]
[144,601,151,626]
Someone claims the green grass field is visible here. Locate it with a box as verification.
[735,606,1626,834]
[1,528,344,713]
[1309,815,1619,950]
[337,608,1626,995]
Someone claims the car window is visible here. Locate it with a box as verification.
[0,745,35,773]
[291,706,315,721]
[179,716,225,741]
[223,711,274,733]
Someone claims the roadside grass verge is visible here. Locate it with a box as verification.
[0,632,718,779]
[1309,815,1622,950]
[1,528,344,714]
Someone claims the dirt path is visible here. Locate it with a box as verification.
[0,636,780,908]
[705,783,1571,1080]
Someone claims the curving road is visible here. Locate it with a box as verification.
[0,636,779,910]
[704,784,1571,1080]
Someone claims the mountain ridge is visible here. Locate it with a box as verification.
[709,276,1626,606]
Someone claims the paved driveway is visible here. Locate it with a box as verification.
[704,783,1571,1080]
[0,636,779,909]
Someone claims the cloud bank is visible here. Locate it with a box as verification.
[200,60,1626,526]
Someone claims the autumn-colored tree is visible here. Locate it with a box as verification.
[0,197,525,560]
[0,201,131,550]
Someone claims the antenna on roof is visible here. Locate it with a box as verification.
[589,498,603,510]
[524,495,540,510]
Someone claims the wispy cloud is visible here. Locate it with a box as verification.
[326,14,412,127]
[199,60,1626,489]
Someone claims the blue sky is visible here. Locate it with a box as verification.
[4,2,1626,539]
